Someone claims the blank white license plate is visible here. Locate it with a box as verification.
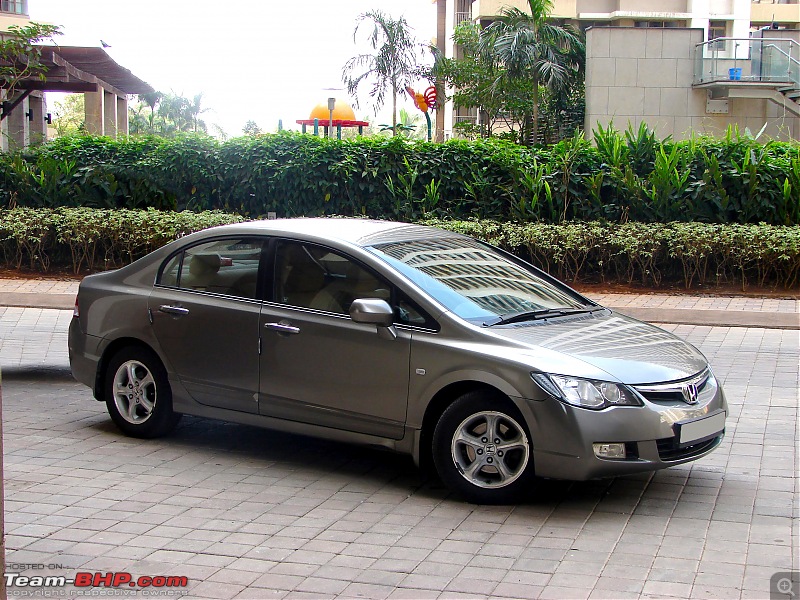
[679,412,726,445]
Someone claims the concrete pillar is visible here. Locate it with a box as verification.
[7,96,29,150]
[0,89,7,152]
[116,95,128,136]
[28,93,46,145]
[103,91,117,138]
[84,91,104,135]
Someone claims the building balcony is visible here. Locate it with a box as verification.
[694,37,799,86]
[694,36,800,116]
[751,1,800,25]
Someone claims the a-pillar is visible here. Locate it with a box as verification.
[6,96,29,150]
[28,93,47,145]
[104,91,117,138]
[116,95,128,136]
[84,90,104,135]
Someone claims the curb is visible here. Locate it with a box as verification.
[611,306,799,330]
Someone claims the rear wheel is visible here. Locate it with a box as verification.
[433,392,534,504]
[104,347,180,438]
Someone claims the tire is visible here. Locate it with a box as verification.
[432,391,535,504]
[104,346,181,438]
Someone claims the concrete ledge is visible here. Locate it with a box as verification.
[0,293,75,311]
[609,306,800,330]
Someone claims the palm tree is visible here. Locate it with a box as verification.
[342,10,421,136]
[482,0,583,145]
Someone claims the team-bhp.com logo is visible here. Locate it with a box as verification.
[6,571,188,593]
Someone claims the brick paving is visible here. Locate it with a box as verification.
[0,306,798,599]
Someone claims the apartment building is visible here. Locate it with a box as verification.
[437,0,800,139]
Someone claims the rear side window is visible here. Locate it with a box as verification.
[157,238,264,299]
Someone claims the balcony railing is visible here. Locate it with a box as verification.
[694,37,800,87]
[455,11,472,26]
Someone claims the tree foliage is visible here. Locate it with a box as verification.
[433,21,536,140]
[128,92,209,136]
[51,94,85,136]
[0,22,62,106]
[480,0,584,145]
[342,10,424,136]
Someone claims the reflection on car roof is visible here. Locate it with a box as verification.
[230,218,465,247]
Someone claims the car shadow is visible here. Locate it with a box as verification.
[88,413,674,507]
[1,364,75,381]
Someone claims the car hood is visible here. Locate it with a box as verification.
[485,310,708,384]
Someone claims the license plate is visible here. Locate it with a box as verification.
[678,411,726,446]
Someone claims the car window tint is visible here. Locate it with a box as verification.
[160,254,182,287]
[159,238,263,299]
[275,242,387,315]
[395,289,438,330]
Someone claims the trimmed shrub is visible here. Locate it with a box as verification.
[2,129,798,225]
[1,208,797,289]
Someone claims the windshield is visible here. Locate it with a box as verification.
[368,237,589,323]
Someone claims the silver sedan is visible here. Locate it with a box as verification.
[69,219,727,503]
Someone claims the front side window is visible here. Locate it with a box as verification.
[157,238,263,299]
[275,241,387,314]
[273,241,437,328]
[368,237,589,324]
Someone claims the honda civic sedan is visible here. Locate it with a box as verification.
[69,218,727,503]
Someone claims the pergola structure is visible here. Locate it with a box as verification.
[1,45,152,149]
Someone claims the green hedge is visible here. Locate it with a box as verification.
[1,208,797,289]
[2,128,798,225]
[0,208,244,272]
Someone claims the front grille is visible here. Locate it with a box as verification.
[638,390,685,404]
[634,369,711,405]
[656,434,722,461]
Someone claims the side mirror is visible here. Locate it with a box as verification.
[350,298,394,327]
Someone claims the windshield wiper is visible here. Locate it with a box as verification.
[485,307,598,327]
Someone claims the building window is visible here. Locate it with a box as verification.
[634,20,681,28]
[455,0,472,26]
[709,21,727,50]
[0,0,27,14]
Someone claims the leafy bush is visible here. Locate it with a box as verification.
[0,208,244,273]
[2,127,798,225]
[1,208,796,289]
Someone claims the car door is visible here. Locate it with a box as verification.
[149,236,265,414]
[258,240,411,439]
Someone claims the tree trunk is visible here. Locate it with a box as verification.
[392,82,398,136]
[531,73,539,146]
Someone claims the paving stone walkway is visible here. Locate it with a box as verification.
[1,302,798,599]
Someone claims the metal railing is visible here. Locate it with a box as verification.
[455,11,472,26]
[694,37,800,87]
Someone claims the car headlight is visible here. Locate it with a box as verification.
[531,373,643,410]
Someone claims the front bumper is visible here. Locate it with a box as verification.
[520,374,727,481]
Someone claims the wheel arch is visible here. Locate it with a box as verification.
[417,380,515,474]
[94,337,163,402]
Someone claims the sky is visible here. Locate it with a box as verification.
[30,0,437,138]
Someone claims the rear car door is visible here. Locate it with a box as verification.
[258,240,412,439]
[149,237,265,414]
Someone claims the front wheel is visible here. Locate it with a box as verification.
[432,392,534,504]
[104,346,180,438]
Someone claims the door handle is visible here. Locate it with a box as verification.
[264,321,300,335]
[158,305,190,316]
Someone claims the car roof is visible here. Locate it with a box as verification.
[220,218,465,247]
